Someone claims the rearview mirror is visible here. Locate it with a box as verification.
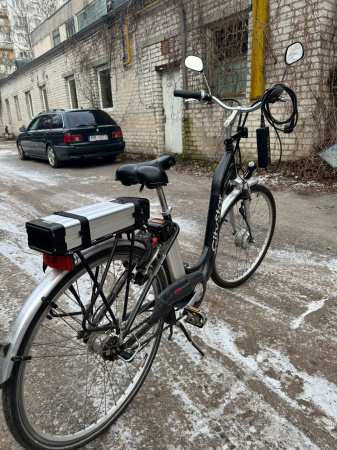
[285,42,304,65]
[185,56,203,72]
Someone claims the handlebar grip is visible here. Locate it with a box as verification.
[174,90,202,100]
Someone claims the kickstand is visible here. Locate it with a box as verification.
[177,322,205,357]
[168,324,174,341]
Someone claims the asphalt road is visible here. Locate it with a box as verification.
[0,142,336,449]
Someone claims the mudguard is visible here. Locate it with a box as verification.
[221,179,258,218]
[0,238,143,388]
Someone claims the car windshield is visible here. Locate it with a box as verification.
[67,110,116,128]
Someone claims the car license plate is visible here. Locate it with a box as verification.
[89,134,108,141]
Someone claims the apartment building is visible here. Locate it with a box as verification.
[0,1,14,78]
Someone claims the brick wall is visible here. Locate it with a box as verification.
[0,0,335,162]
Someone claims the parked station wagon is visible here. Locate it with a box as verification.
[17,108,125,168]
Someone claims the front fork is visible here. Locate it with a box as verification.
[228,180,255,242]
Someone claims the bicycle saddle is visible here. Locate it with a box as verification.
[115,155,176,189]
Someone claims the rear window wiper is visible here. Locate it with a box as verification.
[75,122,97,127]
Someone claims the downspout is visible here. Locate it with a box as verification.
[250,0,269,101]
[123,16,131,66]
[122,0,161,67]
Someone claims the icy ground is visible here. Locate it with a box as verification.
[0,142,336,449]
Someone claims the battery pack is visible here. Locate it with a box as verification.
[256,126,271,168]
[26,197,150,255]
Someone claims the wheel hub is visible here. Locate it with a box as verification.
[234,228,254,249]
[87,333,118,360]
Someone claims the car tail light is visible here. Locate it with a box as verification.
[43,253,75,271]
[112,131,123,139]
[63,133,83,142]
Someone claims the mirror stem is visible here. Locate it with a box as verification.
[202,72,211,95]
[281,66,288,84]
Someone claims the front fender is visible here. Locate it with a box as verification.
[0,238,137,388]
[221,179,258,218]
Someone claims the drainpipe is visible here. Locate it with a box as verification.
[122,0,161,67]
[250,0,269,101]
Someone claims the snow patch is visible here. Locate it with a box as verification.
[291,298,328,329]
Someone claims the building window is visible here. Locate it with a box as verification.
[0,32,11,42]
[26,91,34,119]
[11,0,22,8]
[5,99,12,123]
[14,95,21,120]
[16,33,27,44]
[66,17,75,38]
[67,77,78,108]
[19,51,32,59]
[53,28,61,47]
[97,67,113,108]
[2,51,10,58]
[211,15,248,96]
[41,86,49,111]
[15,16,25,27]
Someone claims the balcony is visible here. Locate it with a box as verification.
[0,25,10,34]
[0,42,13,51]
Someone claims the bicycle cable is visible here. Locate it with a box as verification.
[259,84,298,172]
[261,84,298,133]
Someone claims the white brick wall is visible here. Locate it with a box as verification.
[0,0,335,162]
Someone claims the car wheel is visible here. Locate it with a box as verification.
[17,143,28,160]
[102,155,116,163]
[47,145,61,168]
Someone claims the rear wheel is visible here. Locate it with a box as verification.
[212,184,276,288]
[3,245,167,450]
[47,145,62,168]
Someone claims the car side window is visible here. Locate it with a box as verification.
[51,114,63,129]
[27,117,40,131]
[37,115,50,130]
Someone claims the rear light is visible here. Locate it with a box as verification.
[43,254,75,271]
[112,131,123,139]
[63,133,83,143]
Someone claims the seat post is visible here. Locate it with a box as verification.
[156,186,172,220]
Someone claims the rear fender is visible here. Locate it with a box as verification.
[0,238,141,388]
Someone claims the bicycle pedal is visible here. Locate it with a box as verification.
[183,306,207,328]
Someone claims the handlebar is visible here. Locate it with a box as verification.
[174,84,293,112]
[174,89,262,113]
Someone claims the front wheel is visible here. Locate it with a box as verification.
[212,184,276,288]
[3,245,167,450]
[17,142,28,160]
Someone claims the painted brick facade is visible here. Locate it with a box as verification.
[0,0,336,162]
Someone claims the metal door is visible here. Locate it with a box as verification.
[162,70,182,154]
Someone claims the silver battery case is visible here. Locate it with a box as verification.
[26,197,150,255]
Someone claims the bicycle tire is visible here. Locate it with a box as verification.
[3,244,168,450]
[211,184,276,288]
